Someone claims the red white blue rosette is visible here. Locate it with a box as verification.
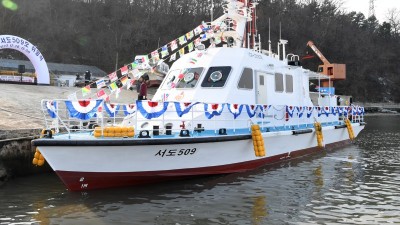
[227,103,243,119]
[331,107,337,116]
[204,103,225,119]
[297,106,305,118]
[104,103,120,117]
[123,104,136,116]
[258,105,271,118]
[136,100,169,119]
[358,107,365,115]
[174,102,199,117]
[307,106,314,118]
[65,99,103,120]
[45,100,57,118]
[246,104,261,118]
[286,106,296,118]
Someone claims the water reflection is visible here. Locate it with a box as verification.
[0,116,399,224]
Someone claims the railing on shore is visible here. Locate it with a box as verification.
[40,99,365,137]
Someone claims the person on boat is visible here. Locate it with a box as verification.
[138,73,149,100]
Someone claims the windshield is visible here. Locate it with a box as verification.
[175,67,204,89]
[161,69,181,89]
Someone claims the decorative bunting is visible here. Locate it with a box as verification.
[188,42,194,52]
[81,85,91,96]
[178,35,187,45]
[65,99,102,120]
[194,38,201,46]
[214,36,222,45]
[297,106,305,118]
[286,106,296,118]
[174,102,199,117]
[200,33,207,41]
[108,72,118,82]
[123,104,136,116]
[121,66,128,75]
[307,106,314,118]
[227,103,243,119]
[115,87,122,99]
[170,40,178,51]
[186,31,194,40]
[136,101,169,119]
[169,53,177,62]
[194,25,203,35]
[246,105,260,118]
[45,101,57,118]
[96,89,106,99]
[108,82,118,92]
[120,76,129,86]
[179,48,185,56]
[161,45,169,58]
[96,79,106,89]
[151,50,160,61]
[204,103,225,119]
[130,61,138,70]
[104,103,120,117]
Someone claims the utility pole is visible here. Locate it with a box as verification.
[368,0,375,18]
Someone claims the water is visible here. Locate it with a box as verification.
[1,116,399,225]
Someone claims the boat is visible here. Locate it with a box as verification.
[32,0,365,191]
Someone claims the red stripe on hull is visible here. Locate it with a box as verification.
[57,140,351,191]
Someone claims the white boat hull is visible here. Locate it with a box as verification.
[36,124,364,191]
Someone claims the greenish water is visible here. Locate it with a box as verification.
[0,116,399,225]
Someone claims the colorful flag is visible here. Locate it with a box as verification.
[186,31,193,40]
[81,85,91,96]
[129,61,138,70]
[169,53,177,62]
[120,65,128,75]
[108,72,118,82]
[120,75,129,86]
[178,35,187,45]
[96,89,106,99]
[108,81,118,92]
[194,25,203,36]
[127,79,133,90]
[189,57,197,64]
[200,33,207,41]
[170,40,178,51]
[96,79,106,89]
[115,87,122,99]
[201,21,210,31]
[188,42,194,52]
[161,45,169,58]
[179,47,185,56]
[151,50,160,61]
[194,37,201,46]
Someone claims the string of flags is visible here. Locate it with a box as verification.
[73,20,227,102]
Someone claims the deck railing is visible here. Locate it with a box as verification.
[40,99,365,137]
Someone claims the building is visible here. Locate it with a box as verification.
[0,59,107,87]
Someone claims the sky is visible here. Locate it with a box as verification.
[342,0,400,23]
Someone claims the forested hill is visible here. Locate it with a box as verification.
[1,0,399,103]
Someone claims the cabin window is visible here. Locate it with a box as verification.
[201,66,232,88]
[175,67,204,89]
[285,74,293,93]
[275,73,284,92]
[161,69,180,89]
[237,68,253,89]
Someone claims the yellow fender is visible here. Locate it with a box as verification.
[314,122,324,148]
[32,147,45,166]
[344,119,355,140]
[251,124,266,157]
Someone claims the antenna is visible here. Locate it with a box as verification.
[268,18,271,55]
[368,0,375,18]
